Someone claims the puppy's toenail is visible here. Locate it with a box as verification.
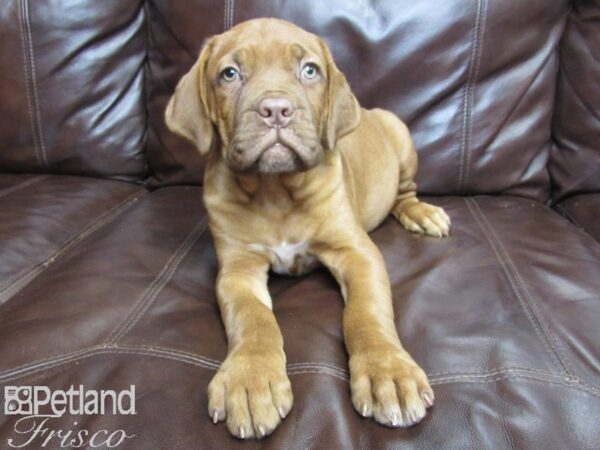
[422,391,434,407]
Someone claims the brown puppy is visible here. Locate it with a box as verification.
[166,18,450,439]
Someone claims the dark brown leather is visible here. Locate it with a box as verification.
[144,0,226,188]
[0,0,148,181]
[1,1,599,449]
[1,191,599,449]
[556,193,600,242]
[146,0,568,201]
[550,0,600,202]
[0,175,144,306]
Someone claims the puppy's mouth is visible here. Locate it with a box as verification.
[229,128,322,174]
[258,142,300,173]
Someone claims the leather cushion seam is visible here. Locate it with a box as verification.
[18,0,49,169]
[465,197,572,376]
[457,0,488,193]
[104,216,208,344]
[18,0,42,167]
[1,345,598,399]
[0,175,49,200]
[0,189,146,305]
[224,0,235,32]
[471,198,581,379]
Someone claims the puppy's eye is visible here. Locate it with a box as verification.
[301,63,319,81]
[220,67,240,82]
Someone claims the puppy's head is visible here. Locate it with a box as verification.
[165,18,360,174]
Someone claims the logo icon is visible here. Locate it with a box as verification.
[4,387,33,415]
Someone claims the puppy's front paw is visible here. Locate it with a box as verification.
[208,351,293,439]
[394,202,451,237]
[349,346,433,427]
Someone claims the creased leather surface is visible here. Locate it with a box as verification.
[1,190,598,448]
[144,0,223,188]
[0,0,148,180]
[146,0,567,201]
[550,0,600,202]
[556,193,600,242]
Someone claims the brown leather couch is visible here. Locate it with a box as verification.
[1,1,599,449]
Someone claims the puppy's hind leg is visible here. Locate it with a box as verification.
[391,133,451,237]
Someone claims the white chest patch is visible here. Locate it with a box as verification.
[257,242,319,275]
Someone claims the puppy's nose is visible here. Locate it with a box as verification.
[258,98,295,128]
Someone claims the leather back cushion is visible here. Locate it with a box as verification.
[0,0,147,181]
[550,0,600,202]
[147,0,568,201]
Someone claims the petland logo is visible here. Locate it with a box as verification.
[3,385,136,448]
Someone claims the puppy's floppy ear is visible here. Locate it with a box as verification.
[320,39,361,150]
[165,40,215,155]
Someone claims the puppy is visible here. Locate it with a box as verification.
[165,18,450,439]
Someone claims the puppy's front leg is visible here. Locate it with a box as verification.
[208,250,292,439]
[316,232,434,427]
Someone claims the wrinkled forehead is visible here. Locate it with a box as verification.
[208,20,324,74]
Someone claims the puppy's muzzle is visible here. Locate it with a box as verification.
[230,96,322,174]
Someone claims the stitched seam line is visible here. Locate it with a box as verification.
[287,362,348,377]
[463,0,487,191]
[0,346,214,381]
[113,344,222,365]
[457,0,487,193]
[118,345,222,369]
[105,217,208,344]
[465,198,572,377]
[464,198,569,375]
[104,345,351,379]
[0,348,566,386]
[0,175,49,200]
[15,350,565,384]
[287,368,349,382]
[141,0,151,178]
[0,189,145,292]
[471,199,578,378]
[223,0,235,31]
[0,190,146,305]
[429,368,570,384]
[2,346,598,399]
[429,373,600,397]
[224,0,231,31]
[0,346,219,383]
[22,0,49,169]
[18,0,42,167]
[428,366,563,378]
